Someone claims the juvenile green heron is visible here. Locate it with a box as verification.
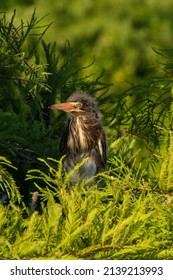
[50,92,106,182]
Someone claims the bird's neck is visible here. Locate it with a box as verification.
[72,112,99,126]
[67,114,98,153]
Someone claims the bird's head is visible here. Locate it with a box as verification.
[49,92,99,116]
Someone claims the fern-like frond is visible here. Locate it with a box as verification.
[0,156,21,203]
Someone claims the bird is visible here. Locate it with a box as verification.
[49,91,106,183]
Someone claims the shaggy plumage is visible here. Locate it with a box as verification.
[50,92,106,182]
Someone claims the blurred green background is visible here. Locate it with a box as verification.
[2,0,173,90]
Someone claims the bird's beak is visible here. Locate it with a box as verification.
[49,102,77,112]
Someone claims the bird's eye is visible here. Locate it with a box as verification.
[75,102,82,109]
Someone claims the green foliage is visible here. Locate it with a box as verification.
[0,156,21,203]
[0,10,50,162]
[159,131,173,192]
[1,157,173,260]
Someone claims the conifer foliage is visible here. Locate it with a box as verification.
[0,11,173,260]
